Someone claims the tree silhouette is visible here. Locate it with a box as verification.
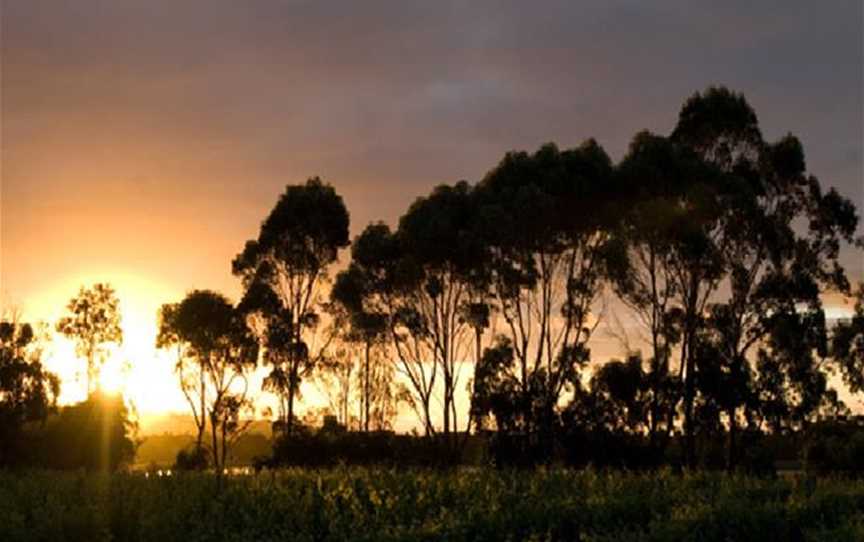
[156,301,207,462]
[471,140,617,461]
[233,177,349,436]
[340,223,440,435]
[0,318,60,466]
[674,87,858,467]
[56,283,123,396]
[394,181,488,440]
[157,290,258,471]
[606,130,711,454]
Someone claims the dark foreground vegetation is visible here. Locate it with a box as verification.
[1,469,863,542]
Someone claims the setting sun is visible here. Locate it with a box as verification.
[23,272,191,417]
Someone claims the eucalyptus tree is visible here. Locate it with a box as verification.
[342,181,486,439]
[155,290,258,470]
[341,222,438,435]
[672,87,859,467]
[395,181,485,438]
[233,177,350,435]
[470,140,616,460]
[56,283,123,395]
[606,131,716,452]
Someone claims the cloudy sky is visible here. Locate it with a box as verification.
[1,1,862,419]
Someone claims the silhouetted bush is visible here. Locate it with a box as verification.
[23,392,137,471]
[174,445,209,471]
[802,421,864,476]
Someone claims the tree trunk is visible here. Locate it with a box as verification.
[364,340,371,432]
[197,365,206,452]
[443,384,451,439]
[210,410,220,471]
[681,283,699,469]
[423,397,433,437]
[683,334,696,469]
[286,379,296,436]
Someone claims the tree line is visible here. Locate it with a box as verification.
[2,86,863,471]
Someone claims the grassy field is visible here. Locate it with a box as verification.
[1,468,863,541]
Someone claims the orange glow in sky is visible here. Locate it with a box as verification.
[2,1,860,432]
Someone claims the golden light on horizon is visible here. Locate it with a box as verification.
[14,270,313,431]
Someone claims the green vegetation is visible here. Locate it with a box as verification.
[1,469,863,541]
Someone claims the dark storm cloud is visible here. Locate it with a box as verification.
[3,1,862,277]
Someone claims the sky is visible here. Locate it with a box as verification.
[1,1,862,428]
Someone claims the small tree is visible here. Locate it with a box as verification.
[157,290,258,471]
[0,318,60,466]
[156,302,206,458]
[56,283,123,395]
[314,340,358,429]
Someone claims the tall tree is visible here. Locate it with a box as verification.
[606,131,715,453]
[394,181,482,438]
[0,318,60,466]
[233,177,350,436]
[56,283,123,395]
[471,140,616,461]
[673,87,859,467]
[341,223,440,435]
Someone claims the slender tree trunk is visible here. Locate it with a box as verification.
[423,398,433,437]
[198,364,206,452]
[364,340,371,432]
[443,383,451,439]
[680,277,700,469]
[210,410,220,471]
[682,329,696,469]
[286,379,296,436]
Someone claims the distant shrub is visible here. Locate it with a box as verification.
[174,445,209,471]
